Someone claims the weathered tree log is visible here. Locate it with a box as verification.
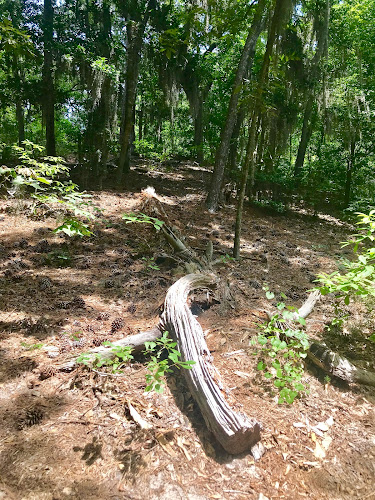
[308,342,375,387]
[160,273,262,455]
[57,327,161,372]
[268,290,375,387]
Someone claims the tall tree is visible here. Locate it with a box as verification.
[206,0,266,212]
[117,0,155,185]
[233,0,292,258]
[294,0,330,178]
[43,0,56,156]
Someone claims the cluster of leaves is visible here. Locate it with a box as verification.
[122,212,164,232]
[252,289,309,404]
[144,332,195,393]
[77,332,195,393]
[0,141,98,236]
[316,211,375,329]
[77,343,134,374]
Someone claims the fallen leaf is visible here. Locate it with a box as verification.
[322,435,332,451]
[313,440,326,459]
[316,422,329,432]
[127,401,152,430]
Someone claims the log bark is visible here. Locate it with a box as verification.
[161,273,262,455]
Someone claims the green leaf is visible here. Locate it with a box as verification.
[257,361,266,371]
[266,291,275,300]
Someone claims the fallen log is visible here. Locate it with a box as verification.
[160,272,262,455]
[267,290,375,387]
[57,327,161,372]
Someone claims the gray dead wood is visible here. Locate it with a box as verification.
[57,327,161,371]
[160,272,262,455]
[268,290,375,387]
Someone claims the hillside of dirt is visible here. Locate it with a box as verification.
[0,162,375,500]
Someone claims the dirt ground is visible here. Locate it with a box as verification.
[1,162,375,500]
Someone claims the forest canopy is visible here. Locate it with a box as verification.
[1,0,375,218]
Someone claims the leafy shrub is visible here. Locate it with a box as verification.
[316,211,375,329]
[0,141,97,236]
[251,289,309,404]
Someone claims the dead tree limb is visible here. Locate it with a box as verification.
[161,272,262,455]
[267,290,375,387]
[57,327,161,372]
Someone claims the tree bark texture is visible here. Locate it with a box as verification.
[118,1,154,184]
[43,0,56,156]
[294,0,330,178]
[161,273,262,454]
[206,0,266,212]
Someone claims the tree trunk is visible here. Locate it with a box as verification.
[118,4,153,184]
[206,0,266,212]
[43,0,56,156]
[294,0,330,179]
[294,98,314,179]
[194,97,204,164]
[161,273,262,455]
[233,0,288,259]
[16,100,25,148]
[344,139,356,208]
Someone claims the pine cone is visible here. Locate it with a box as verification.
[92,337,105,347]
[72,296,86,309]
[34,239,51,253]
[127,303,137,314]
[96,312,110,321]
[57,301,71,310]
[72,338,86,349]
[111,318,124,333]
[39,277,52,290]
[104,279,115,289]
[60,337,72,353]
[39,365,57,380]
[18,407,44,429]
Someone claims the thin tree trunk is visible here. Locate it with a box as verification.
[233,0,288,259]
[294,0,330,178]
[228,104,246,172]
[206,0,266,212]
[294,98,314,178]
[118,3,153,184]
[344,139,356,208]
[16,100,25,147]
[194,98,204,163]
[43,0,56,156]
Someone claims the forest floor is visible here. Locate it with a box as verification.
[0,160,375,500]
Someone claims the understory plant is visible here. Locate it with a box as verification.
[144,331,195,393]
[251,289,310,404]
[316,211,375,329]
[0,141,98,236]
[77,332,195,393]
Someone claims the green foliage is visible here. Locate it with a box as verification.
[0,142,97,237]
[122,212,164,232]
[77,343,134,374]
[43,249,72,267]
[220,253,235,264]
[316,211,375,309]
[252,290,309,404]
[144,332,195,394]
[76,332,194,392]
[142,256,160,271]
[21,342,43,351]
